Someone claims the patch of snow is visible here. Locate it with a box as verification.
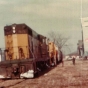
[20,70,34,78]
[0,75,5,78]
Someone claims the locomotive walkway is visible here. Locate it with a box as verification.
[0,59,88,88]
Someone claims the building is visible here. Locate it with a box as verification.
[81,17,88,56]
[77,40,84,56]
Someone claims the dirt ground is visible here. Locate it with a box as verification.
[0,59,88,88]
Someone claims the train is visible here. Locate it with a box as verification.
[0,23,61,79]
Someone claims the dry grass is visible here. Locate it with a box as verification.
[0,60,88,88]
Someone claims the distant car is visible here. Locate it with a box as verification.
[64,55,69,61]
[76,56,80,59]
[64,56,73,61]
[67,57,73,61]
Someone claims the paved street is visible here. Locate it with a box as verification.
[0,59,88,88]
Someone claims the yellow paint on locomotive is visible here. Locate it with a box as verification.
[5,34,30,60]
[5,35,13,60]
[17,34,29,59]
[48,42,55,57]
[48,42,58,65]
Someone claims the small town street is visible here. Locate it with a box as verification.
[0,59,88,88]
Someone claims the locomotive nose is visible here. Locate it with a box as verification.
[12,64,20,76]
[13,67,18,73]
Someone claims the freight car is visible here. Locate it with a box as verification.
[0,23,59,79]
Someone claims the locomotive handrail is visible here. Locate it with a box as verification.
[29,47,36,60]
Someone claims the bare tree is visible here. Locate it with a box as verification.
[47,31,70,51]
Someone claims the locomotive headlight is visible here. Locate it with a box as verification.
[12,27,16,33]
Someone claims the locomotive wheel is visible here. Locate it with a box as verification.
[11,72,20,79]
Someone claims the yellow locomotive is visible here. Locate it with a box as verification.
[0,23,59,78]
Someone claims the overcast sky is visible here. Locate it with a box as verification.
[0,0,87,54]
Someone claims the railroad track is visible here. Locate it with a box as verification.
[0,79,26,88]
[0,66,55,88]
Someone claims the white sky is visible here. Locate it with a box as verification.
[0,0,87,54]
